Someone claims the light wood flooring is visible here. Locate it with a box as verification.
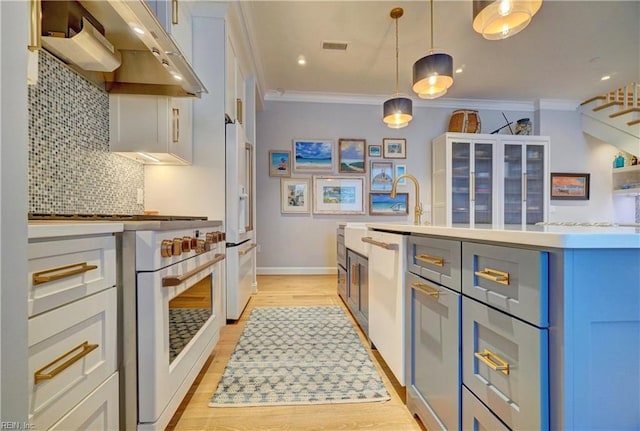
[165,274,425,431]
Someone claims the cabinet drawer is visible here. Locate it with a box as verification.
[462,297,549,431]
[49,372,119,431]
[462,242,548,326]
[28,288,117,430]
[28,235,116,317]
[408,236,461,291]
[406,272,461,431]
[462,386,510,431]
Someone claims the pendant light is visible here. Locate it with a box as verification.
[473,0,542,40]
[383,7,412,129]
[412,0,454,99]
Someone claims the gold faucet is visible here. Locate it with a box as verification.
[390,173,424,225]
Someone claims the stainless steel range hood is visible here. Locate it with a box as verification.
[47,0,207,98]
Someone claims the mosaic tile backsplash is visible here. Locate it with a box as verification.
[28,51,144,214]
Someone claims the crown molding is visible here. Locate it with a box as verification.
[264,90,545,112]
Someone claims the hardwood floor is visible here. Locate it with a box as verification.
[166,274,425,431]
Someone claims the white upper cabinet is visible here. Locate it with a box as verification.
[146,0,193,63]
[226,36,246,124]
[109,94,193,165]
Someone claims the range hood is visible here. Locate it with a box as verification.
[41,0,207,98]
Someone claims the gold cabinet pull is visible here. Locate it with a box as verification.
[474,348,510,375]
[33,262,98,285]
[236,98,243,124]
[34,341,98,384]
[29,0,42,51]
[162,253,225,287]
[239,243,257,256]
[172,108,180,143]
[172,0,179,24]
[361,237,399,250]
[411,281,440,299]
[474,267,510,285]
[416,253,444,267]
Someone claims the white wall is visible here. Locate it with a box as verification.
[256,100,534,272]
[1,0,28,421]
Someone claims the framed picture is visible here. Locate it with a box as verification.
[280,178,311,213]
[269,150,291,177]
[338,139,366,173]
[312,176,365,214]
[382,138,406,159]
[292,139,335,173]
[370,161,394,192]
[368,144,382,158]
[369,192,409,216]
[550,172,590,200]
[395,164,406,185]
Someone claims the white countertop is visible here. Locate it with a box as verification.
[28,222,124,239]
[366,223,640,249]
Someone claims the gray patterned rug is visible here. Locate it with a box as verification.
[209,306,391,407]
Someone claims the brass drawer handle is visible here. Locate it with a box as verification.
[474,348,510,375]
[34,341,99,384]
[172,108,180,143]
[474,267,510,285]
[416,253,444,267]
[33,262,98,285]
[411,281,441,299]
[29,0,42,51]
[163,253,225,287]
[172,0,179,25]
[239,243,257,256]
[361,236,399,250]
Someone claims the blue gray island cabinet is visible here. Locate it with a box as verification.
[367,223,640,431]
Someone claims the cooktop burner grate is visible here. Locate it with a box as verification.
[28,213,208,221]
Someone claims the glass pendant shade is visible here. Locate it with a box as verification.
[383,97,413,128]
[412,52,454,99]
[473,0,542,40]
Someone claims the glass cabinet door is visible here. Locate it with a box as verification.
[525,144,545,224]
[451,142,471,225]
[503,144,523,224]
[473,143,494,226]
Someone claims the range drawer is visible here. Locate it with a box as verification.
[49,372,119,431]
[462,296,549,431]
[28,235,116,317]
[28,288,117,430]
[462,386,510,431]
[462,242,548,326]
[407,235,461,291]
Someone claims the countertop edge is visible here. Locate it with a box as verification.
[28,222,125,239]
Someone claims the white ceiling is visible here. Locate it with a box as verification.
[239,1,640,104]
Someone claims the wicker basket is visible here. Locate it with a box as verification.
[448,110,481,133]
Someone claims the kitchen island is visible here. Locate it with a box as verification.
[367,222,640,431]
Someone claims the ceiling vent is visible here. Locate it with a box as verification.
[322,41,348,51]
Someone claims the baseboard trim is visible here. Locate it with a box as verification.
[257,267,336,275]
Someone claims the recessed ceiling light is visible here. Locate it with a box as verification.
[601,75,611,81]
[455,68,464,74]
[297,55,306,66]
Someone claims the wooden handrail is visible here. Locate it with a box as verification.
[609,107,640,118]
[593,101,623,112]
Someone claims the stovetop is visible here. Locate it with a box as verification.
[28,213,208,221]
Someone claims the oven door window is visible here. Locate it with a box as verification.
[168,274,212,363]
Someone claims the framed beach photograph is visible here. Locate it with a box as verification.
[292,139,335,173]
[338,139,366,173]
[382,138,406,159]
[280,178,311,213]
[369,192,409,216]
[368,144,382,158]
[550,172,590,200]
[312,176,365,214]
[269,150,291,177]
[395,164,406,185]
[370,161,394,192]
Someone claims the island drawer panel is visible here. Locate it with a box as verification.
[407,235,461,291]
[462,242,548,326]
[462,386,510,431]
[28,235,116,317]
[462,296,549,431]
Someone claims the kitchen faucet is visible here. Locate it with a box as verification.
[390,173,424,225]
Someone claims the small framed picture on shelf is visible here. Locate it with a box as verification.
[550,172,590,200]
[369,192,409,216]
[368,144,382,158]
[370,161,394,192]
[383,138,406,159]
[395,164,406,185]
[280,178,311,213]
[312,176,365,214]
[292,139,335,173]
[268,150,291,177]
[338,139,366,173]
